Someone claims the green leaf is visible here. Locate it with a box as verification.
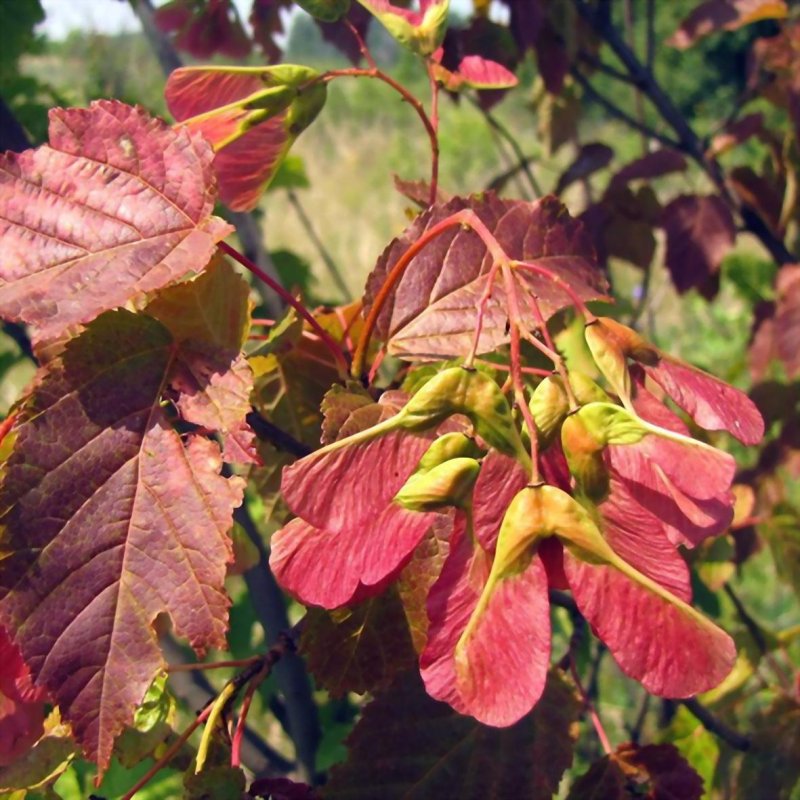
[301,587,417,698]
[115,674,176,769]
[0,710,75,794]
[661,705,720,795]
[268,155,312,192]
[325,669,579,799]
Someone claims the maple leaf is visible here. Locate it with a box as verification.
[0,310,244,770]
[154,0,251,58]
[0,100,232,344]
[300,587,417,697]
[363,193,609,361]
[165,66,327,212]
[660,194,736,296]
[326,669,580,800]
[568,742,704,799]
[147,258,257,464]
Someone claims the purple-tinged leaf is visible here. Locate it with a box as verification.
[301,587,416,697]
[568,743,704,800]
[326,669,579,800]
[555,143,614,195]
[668,0,787,49]
[0,310,244,770]
[707,112,766,157]
[0,100,232,343]
[155,0,251,58]
[250,776,320,799]
[660,194,736,296]
[148,260,256,463]
[364,194,608,360]
[609,149,687,188]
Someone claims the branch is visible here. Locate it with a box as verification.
[572,0,795,265]
[468,96,542,198]
[247,410,312,458]
[160,637,295,776]
[235,503,321,781]
[287,189,351,301]
[681,698,751,752]
[570,68,681,150]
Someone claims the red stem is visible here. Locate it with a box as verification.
[512,260,596,321]
[321,68,439,203]
[120,704,212,800]
[352,209,512,378]
[345,18,378,70]
[570,658,612,755]
[475,358,552,377]
[219,241,349,378]
[427,60,441,206]
[231,662,270,769]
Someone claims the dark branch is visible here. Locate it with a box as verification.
[570,68,682,150]
[572,0,795,264]
[247,410,312,458]
[681,698,751,752]
[235,503,321,781]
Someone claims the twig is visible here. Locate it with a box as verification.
[247,410,312,458]
[629,692,650,744]
[681,698,751,752]
[468,96,542,198]
[235,504,321,781]
[570,68,681,150]
[167,657,261,673]
[724,583,794,693]
[572,0,795,265]
[220,240,349,379]
[320,67,439,206]
[287,189,351,301]
[160,636,295,775]
[577,50,639,87]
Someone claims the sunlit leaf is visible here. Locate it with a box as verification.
[0,310,244,769]
[0,100,232,343]
[364,194,608,361]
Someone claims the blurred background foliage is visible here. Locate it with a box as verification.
[1,0,799,798]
